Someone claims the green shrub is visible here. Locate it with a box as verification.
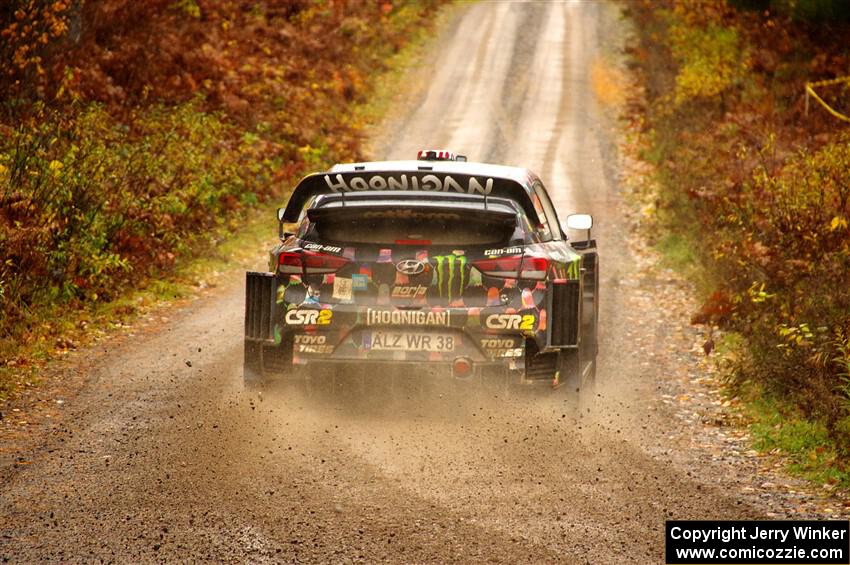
[667,18,748,105]
[0,99,272,348]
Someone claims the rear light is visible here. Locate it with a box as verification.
[472,255,549,280]
[395,239,431,246]
[278,251,349,275]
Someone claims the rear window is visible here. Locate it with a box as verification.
[303,207,525,246]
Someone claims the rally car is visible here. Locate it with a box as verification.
[244,150,598,394]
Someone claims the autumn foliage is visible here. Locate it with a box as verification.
[0,0,442,369]
[628,0,850,447]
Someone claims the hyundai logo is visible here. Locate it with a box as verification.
[396,259,426,275]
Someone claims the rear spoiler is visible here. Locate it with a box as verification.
[281,170,540,223]
[306,202,518,225]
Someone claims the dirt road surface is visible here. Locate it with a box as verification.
[0,2,814,563]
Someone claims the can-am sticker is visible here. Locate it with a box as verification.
[483,246,522,256]
[324,173,493,195]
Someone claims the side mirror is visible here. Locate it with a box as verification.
[566,213,593,230]
[563,213,593,241]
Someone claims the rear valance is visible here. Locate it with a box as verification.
[282,170,539,223]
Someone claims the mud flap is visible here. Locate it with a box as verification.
[244,272,276,384]
[581,251,599,359]
[551,279,580,346]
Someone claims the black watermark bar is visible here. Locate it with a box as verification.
[666,521,849,564]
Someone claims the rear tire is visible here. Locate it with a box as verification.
[243,338,303,390]
[243,339,267,389]
[558,343,595,407]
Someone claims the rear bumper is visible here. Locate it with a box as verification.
[248,335,525,373]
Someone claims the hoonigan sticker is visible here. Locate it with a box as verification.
[366,309,450,327]
[323,173,494,195]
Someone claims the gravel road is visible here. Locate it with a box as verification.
[0,2,827,563]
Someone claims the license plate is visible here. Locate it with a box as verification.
[366,332,456,352]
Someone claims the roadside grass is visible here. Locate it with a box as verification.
[0,5,449,401]
[655,232,701,277]
[739,380,850,490]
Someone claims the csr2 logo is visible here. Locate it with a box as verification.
[484,314,535,331]
[285,309,333,326]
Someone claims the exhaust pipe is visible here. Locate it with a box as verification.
[452,357,473,378]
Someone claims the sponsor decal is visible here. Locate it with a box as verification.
[363,209,460,221]
[391,285,427,299]
[567,257,582,279]
[351,273,369,291]
[480,338,522,358]
[294,334,327,344]
[293,334,333,353]
[396,259,427,275]
[480,338,517,348]
[303,242,343,254]
[285,309,333,326]
[484,313,535,331]
[366,309,450,327]
[377,248,393,263]
[483,246,522,256]
[323,173,493,195]
[333,277,353,301]
[433,254,467,300]
[296,344,334,354]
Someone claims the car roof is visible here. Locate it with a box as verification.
[329,160,539,186]
[282,160,545,224]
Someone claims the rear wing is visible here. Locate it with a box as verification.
[281,170,541,223]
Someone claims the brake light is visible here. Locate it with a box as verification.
[278,251,349,275]
[395,239,431,246]
[472,255,549,280]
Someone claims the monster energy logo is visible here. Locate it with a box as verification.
[433,255,467,301]
[567,258,581,280]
